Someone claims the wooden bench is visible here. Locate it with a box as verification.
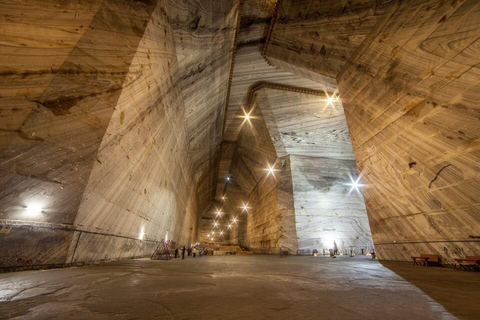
[411,254,441,267]
[454,256,480,271]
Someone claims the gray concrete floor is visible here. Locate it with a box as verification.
[0,255,479,320]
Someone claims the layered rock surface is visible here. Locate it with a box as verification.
[0,0,238,268]
[1,0,478,267]
[265,0,480,261]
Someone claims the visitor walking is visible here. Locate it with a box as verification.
[181,245,186,260]
[193,247,197,258]
[174,247,179,259]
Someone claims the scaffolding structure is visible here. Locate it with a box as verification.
[151,239,176,260]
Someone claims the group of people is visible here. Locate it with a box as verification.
[174,246,199,259]
[172,246,216,259]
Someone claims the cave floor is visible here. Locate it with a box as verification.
[0,255,479,320]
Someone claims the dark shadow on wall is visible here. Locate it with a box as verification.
[380,260,480,320]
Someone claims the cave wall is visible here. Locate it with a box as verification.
[168,0,239,215]
[257,87,373,255]
[263,0,480,262]
[0,0,162,268]
[266,0,393,78]
[0,0,236,269]
[70,0,200,263]
[336,0,480,261]
[219,84,373,255]
[290,155,374,255]
[229,98,297,254]
[234,152,297,254]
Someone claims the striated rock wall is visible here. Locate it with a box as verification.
[263,0,480,262]
[70,0,199,263]
[217,84,372,255]
[256,87,373,255]
[0,0,162,268]
[290,155,373,255]
[336,0,480,262]
[229,99,298,254]
[168,0,239,215]
[0,0,237,269]
[265,0,393,78]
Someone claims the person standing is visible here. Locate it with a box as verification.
[174,247,179,259]
[181,245,186,260]
[193,247,197,258]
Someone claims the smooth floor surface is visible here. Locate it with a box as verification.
[0,255,479,320]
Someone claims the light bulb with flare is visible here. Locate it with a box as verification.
[266,164,276,175]
[345,174,366,196]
